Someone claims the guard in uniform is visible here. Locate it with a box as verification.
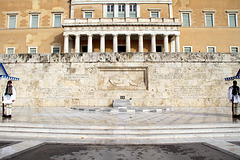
[228,80,240,117]
[2,80,16,118]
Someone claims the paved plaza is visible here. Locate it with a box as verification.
[1,106,239,126]
[0,106,240,159]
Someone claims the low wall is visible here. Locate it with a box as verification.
[0,52,239,107]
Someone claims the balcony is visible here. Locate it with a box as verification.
[62,18,181,27]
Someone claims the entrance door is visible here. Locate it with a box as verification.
[82,46,87,52]
[118,46,126,52]
[156,46,162,52]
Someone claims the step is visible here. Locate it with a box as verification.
[0,122,239,130]
[0,131,239,140]
[0,123,239,140]
[0,126,239,135]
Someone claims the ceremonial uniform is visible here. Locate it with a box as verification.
[228,83,240,116]
[2,83,16,117]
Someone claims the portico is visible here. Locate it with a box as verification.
[62,18,182,53]
[64,33,180,53]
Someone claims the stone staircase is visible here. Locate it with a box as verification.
[0,123,239,140]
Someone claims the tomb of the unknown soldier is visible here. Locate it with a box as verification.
[0,0,240,159]
[0,52,239,108]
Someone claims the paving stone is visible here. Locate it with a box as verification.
[6,143,240,160]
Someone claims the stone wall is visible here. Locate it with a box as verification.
[0,52,239,107]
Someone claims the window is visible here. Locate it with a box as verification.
[207,46,216,53]
[52,46,61,53]
[6,47,15,54]
[183,46,192,52]
[129,4,137,18]
[205,13,214,27]
[30,15,39,28]
[151,11,159,18]
[8,15,17,29]
[228,14,238,27]
[29,47,37,54]
[84,12,93,18]
[182,13,191,27]
[53,14,62,27]
[230,47,239,53]
[107,4,114,18]
[118,4,125,18]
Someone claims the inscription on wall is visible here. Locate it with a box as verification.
[41,87,71,99]
[98,67,148,90]
[64,74,89,81]
[170,86,202,98]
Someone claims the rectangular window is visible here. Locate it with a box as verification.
[53,14,62,27]
[229,14,237,27]
[8,15,16,29]
[52,46,61,53]
[205,13,214,27]
[6,47,15,54]
[129,4,137,18]
[84,12,93,18]
[151,11,159,18]
[182,13,190,27]
[107,4,114,18]
[207,46,216,53]
[118,4,125,18]
[29,47,37,54]
[183,46,192,52]
[31,15,39,28]
[231,47,239,53]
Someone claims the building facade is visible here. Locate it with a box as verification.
[0,0,69,54]
[0,0,239,54]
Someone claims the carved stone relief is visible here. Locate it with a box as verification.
[98,67,148,90]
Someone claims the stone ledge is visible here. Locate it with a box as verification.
[0,52,239,63]
[71,106,174,113]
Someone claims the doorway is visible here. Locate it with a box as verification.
[82,46,87,52]
[118,46,126,52]
[156,45,162,52]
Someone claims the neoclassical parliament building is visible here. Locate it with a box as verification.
[0,0,239,54]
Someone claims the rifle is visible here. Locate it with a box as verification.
[232,96,234,116]
[2,96,4,117]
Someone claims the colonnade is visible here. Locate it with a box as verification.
[64,33,180,53]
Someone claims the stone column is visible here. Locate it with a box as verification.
[169,4,173,18]
[64,34,69,53]
[151,34,156,52]
[164,34,169,52]
[71,5,74,19]
[100,34,105,52]
[88,34,93,52]
[114,4,118,18]
[126,34,131,52]
[170,36,176,52]
[113,34,118,52]
[175,35,180,52]
[126,4,130,17]
[137,4,140,17]
[103,4,107,18]
[75,34,80,53]
[138,34,144,52]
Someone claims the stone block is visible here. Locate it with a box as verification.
[113,100,132,108]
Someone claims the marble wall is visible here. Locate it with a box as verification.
[0,52,239,107]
